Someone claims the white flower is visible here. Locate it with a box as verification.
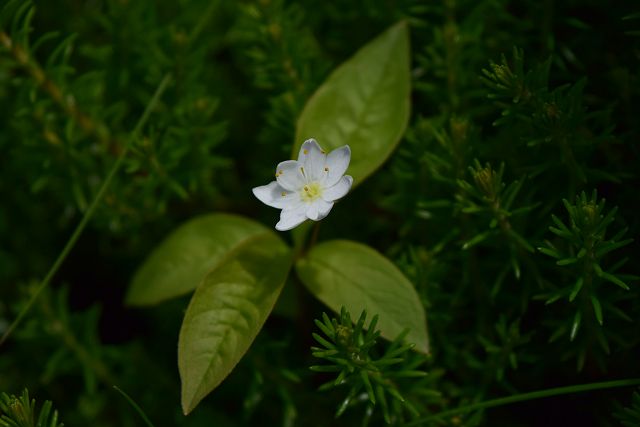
[252,138,353,231]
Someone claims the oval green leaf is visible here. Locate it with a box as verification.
[179,232,292,414]
[296,239,429,353]
[126,214,269,306]
[294,21,411,186]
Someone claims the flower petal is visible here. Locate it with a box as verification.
[297,138,321,161]
[325,145,351,186]
[276,160,306,191]
[306,199,334,221]
[322,175,353,202]
[298,138,327,181]
[276,205,308,231]
[252,181,301,209]
[252,181,281,207]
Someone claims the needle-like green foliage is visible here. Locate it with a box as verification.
[310,308,430,425]
[537,191,635,369]
[0,390,63,427]
[614,388,640,427]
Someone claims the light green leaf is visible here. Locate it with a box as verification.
[179,232,291,414]
[296,240,429,353]
[126,214,268,306]
[294,21,411,186]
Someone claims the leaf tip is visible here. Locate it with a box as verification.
[181,402,192,416]
[180,387,200,416]
[411,331,430,355]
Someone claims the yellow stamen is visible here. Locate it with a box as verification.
[281,192,286,197]
[300,182,323,202]
[303,149,308,154]
[324,167,329,172]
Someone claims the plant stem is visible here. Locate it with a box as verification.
[406,378,640,425]
[308,222,321,250]
[113,386,157,427]
[0,73,172,347]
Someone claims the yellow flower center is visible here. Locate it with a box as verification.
[301,182,323,202]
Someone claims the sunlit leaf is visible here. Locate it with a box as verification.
[179,232,291,414]
[294,21,411,186]
[126,214,268,306]
[296,239,429,353]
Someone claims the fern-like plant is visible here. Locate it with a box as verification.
[310,308,431,425]
[538,190,636,369]
[0,390,63,427]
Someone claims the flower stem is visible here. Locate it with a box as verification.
[406,378,640,425]
[291,221,321,260]
[0,73,172,348]
[308,221,321,250]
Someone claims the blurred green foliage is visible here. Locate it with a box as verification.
[1,0,639,426]
[614,388,640,427]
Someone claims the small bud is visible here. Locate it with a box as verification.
[473,165,498,200]
[336,325,352,347]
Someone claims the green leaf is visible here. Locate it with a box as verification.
[549,215,574,239]
[544,292,564,305]
[538,246,562,259]
[569,277,584,302]
[178,232,292,414]
[595,238,633,258]
[295,240,429,354]
[557,257,579,266]
[294,21,411,186]
[126,214,269,306]
[549,226,573,239]
[594,264,630,290]
[591,296,603,325]
[462,230,495,250]
[570,311,582,341]
[506,228,535,252]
